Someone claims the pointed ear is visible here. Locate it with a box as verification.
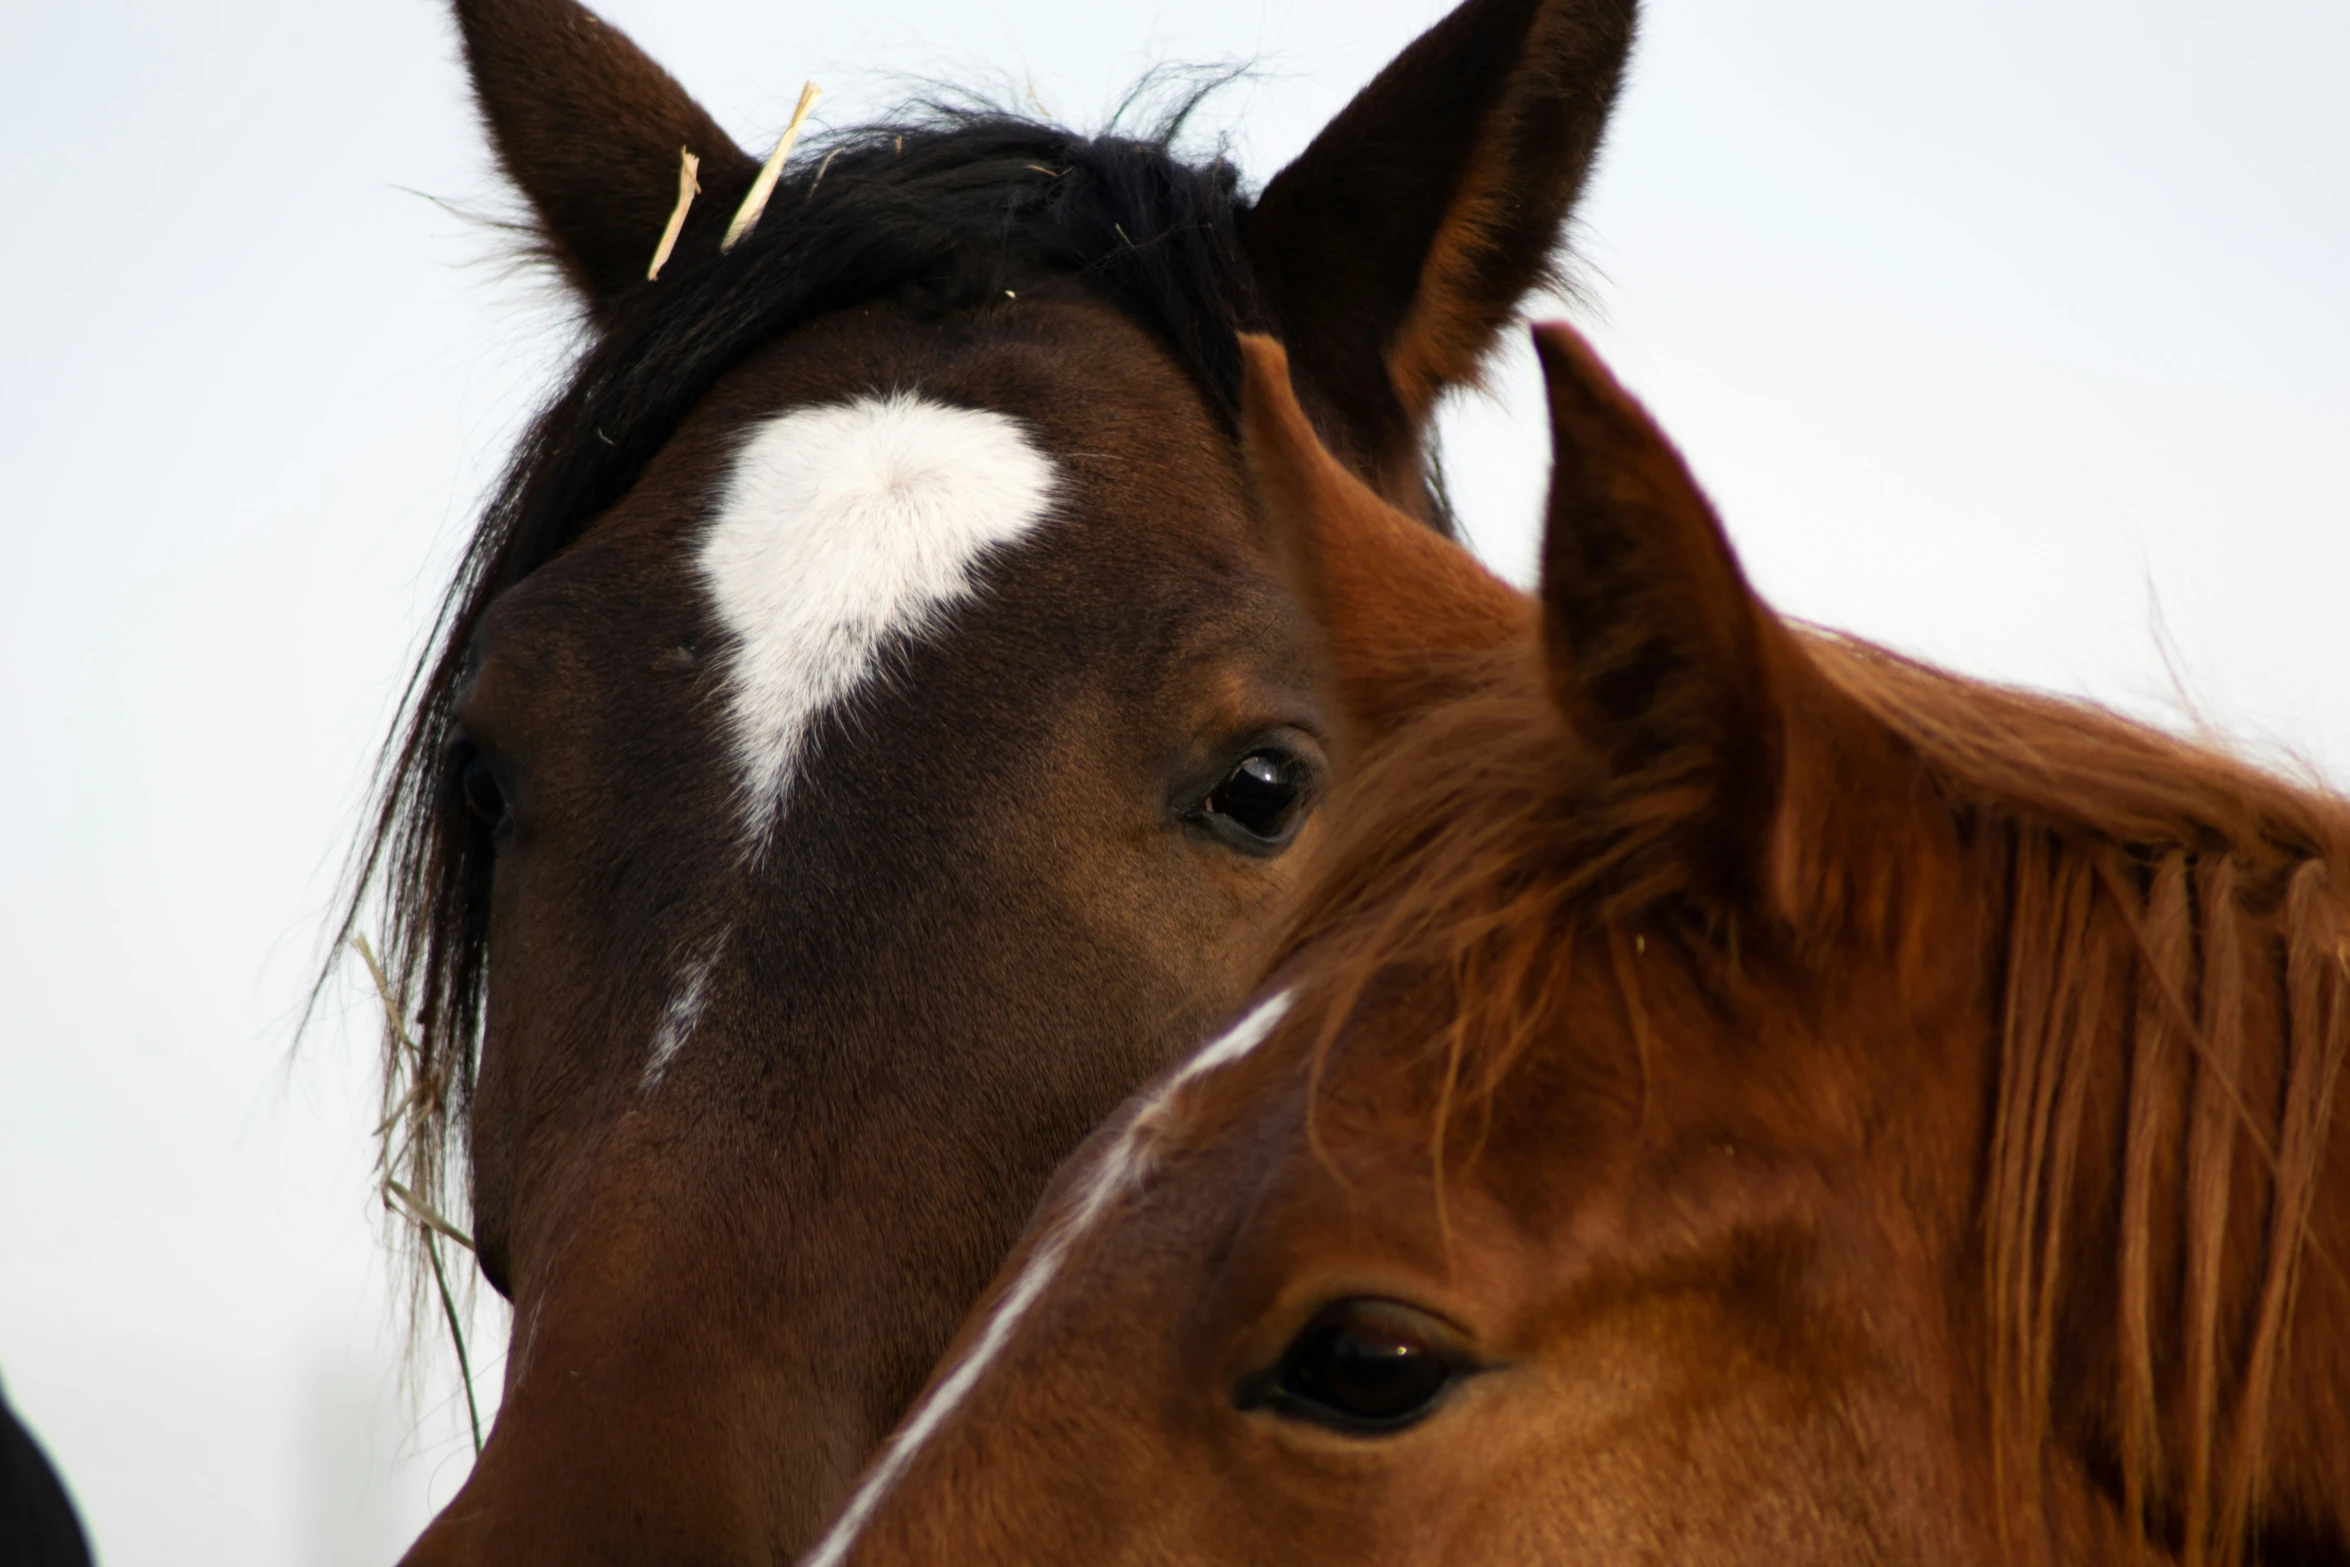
[1245,0,1636,519]
[1531,321,1800,899]
[454,0,759,314]
[1240,334,1530,751]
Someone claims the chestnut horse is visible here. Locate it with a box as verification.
[805,326,2350,1566]
[353,0,1636,1559]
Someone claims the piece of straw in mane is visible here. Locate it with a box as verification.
[1276,610,2350,1564]
[646,146,701,281]
[722,81,823,252]
[352,932,485,1456]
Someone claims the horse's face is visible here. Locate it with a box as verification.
[391,0,1636,1557]
[445,297,1328,1548]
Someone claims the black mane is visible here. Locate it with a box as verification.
[337,107,1302,1234]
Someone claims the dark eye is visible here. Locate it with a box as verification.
[453,744,513,842]
[1192,750,1312,853]
[1235,1299,1470,1435]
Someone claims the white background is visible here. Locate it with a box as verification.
[1,0,2342,1561]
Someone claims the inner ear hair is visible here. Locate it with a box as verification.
[1534,324,1778,779]
[1530,321,1809,912]
[1530,324,1933,943]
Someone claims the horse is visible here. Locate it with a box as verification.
[799,324,2350,1565]
[354,0,1638,1558]
[0,1382,92,1567]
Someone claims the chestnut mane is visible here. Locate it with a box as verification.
[1279,628,2350,1564]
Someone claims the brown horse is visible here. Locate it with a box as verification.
[352,0,1637,1559]
[805,325,2350,1565]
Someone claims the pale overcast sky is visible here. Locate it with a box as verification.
[1,1,2342,1562]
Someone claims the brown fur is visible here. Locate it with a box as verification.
[1236,335,1532,746]
[1246,0,1634,512]
[375,2,1641,1560]
[822,329,2348,1565]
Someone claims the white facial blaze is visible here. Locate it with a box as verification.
[799,991,1296,1567]
[699,392,1060,845]
[644,394,1059,1089]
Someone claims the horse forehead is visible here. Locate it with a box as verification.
[696,390,1061,840]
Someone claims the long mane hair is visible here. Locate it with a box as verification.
[1278,628,2349,1564]
[333,95,1348,1309]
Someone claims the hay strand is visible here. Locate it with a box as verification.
[722,82,822,252]
[646,146,702,281]
[807,146,843,200]
[352,933,483,1457]
[382,1184,485,1456]
[383,1175,476,1254]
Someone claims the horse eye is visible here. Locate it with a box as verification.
[1237,1300,1468,1435]
[1194,750,1311,852]
[455,746,513,839]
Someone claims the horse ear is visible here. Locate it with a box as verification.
[1245,0,1636,520]
[1239,334,1529,750]
[1530,322,1805,905]
[453,0,758,314]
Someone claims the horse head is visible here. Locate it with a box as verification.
[377,0,1639,1558]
